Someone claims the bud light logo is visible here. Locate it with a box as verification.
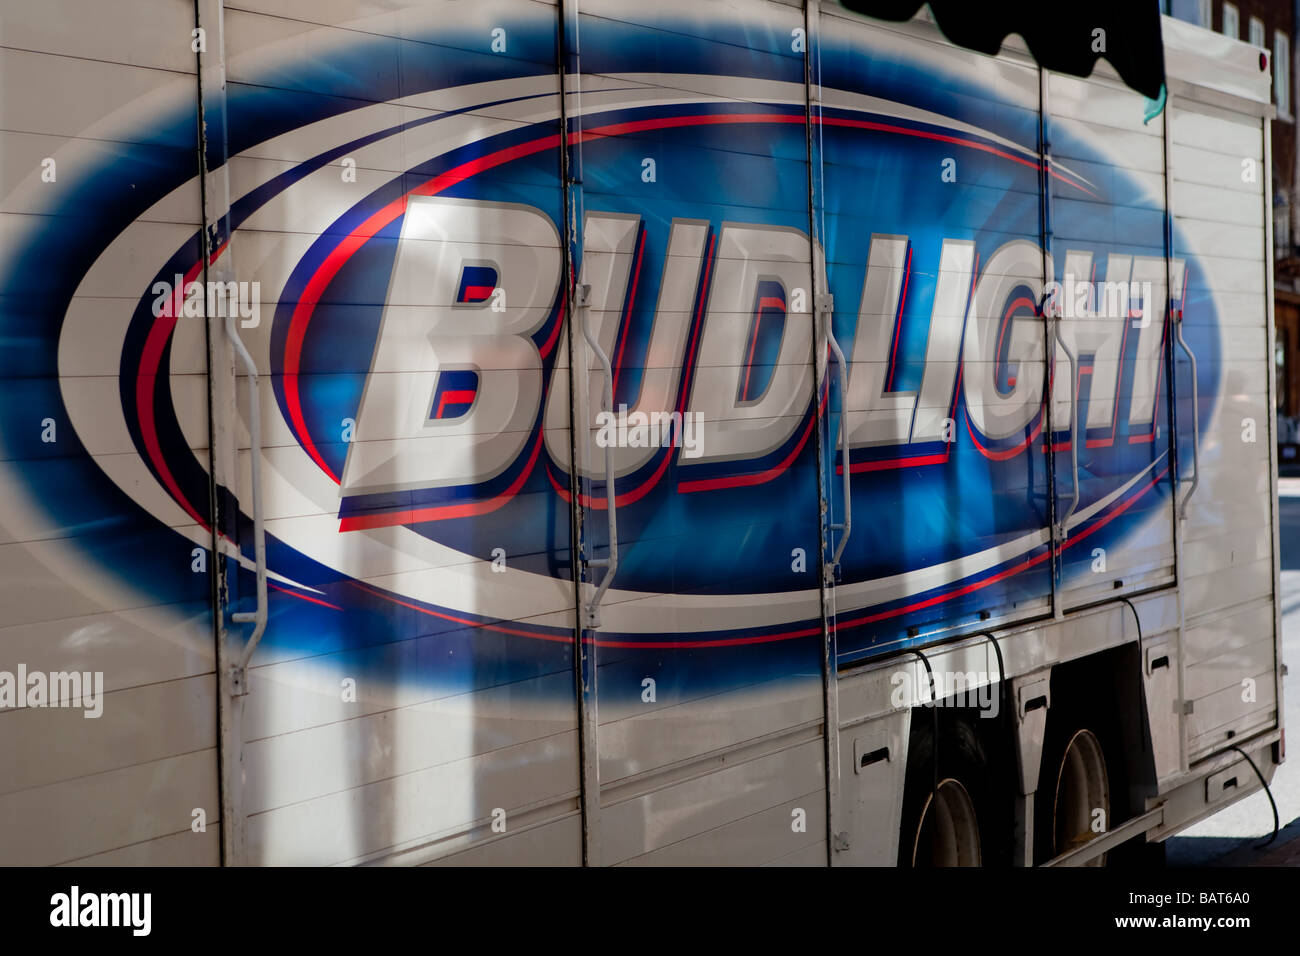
[7,7,1218,675]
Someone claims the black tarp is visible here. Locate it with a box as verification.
[842,1,1166,100]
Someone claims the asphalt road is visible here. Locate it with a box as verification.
[1164,481,1300,867]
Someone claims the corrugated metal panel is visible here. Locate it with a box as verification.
[0,0,219,866]
[1170,93,1278,761]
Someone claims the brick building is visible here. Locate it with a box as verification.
[1170,0,1300,426]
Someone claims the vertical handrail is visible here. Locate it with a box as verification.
[1173,307,1200,518]
[1037,66,1064,621]
[578,285,619,627]
[226,314,267,679]
[1053,314,1080,539]
[823,303,852,572]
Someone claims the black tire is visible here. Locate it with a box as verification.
[1034,702,1122,866]
[898,714,991,867]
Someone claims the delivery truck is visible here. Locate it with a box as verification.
[0,0,1286,866]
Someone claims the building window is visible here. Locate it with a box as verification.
[1276,32,1292,118]
[1250,16,1266,49]
[1276,192,1292,257]
[1222,3,1239,39]
[1277,340,1287,415]
[1169,0,1210,27]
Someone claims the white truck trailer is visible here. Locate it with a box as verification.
[0,0,1285,866]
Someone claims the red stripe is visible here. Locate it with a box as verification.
[677,232,716,417]
[582,113,1094,196]
[677,392,821,493]
[547,441,671,510]
[663,464,1164,642]
[270,583,342,610]
[817,115,1095,196]
[349,580,573,643]
[137,241,229,529]
[835,466,1168,631]
[434,388,476,418]
[849,451,949,473]
[338,430,544,530]
[463,284,495,301]
[741,311,762,400]
[354,466,1168,649]
[537,307,565,359]
[138,265,205,526]
[885,244,912,393]
[610,228,645,400]
[352,574,824,648]
[741,295,785,401]
[639,463,1158,643]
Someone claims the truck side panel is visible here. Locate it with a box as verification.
[0,0,220,865]
[0,1,1282,867]
[1169,95,1279,761]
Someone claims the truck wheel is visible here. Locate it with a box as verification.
[899,717,987,866]
[1036,722,1111,866]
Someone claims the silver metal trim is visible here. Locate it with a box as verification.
[1172,309,1199,518]
[1261,113,1286,753]
[227,314,266,694]
[1040,805,1165,867]
[578,281,619,628]
[1053,315,1080,539]
[823,296,853,575]
[1161,90,1190,776]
